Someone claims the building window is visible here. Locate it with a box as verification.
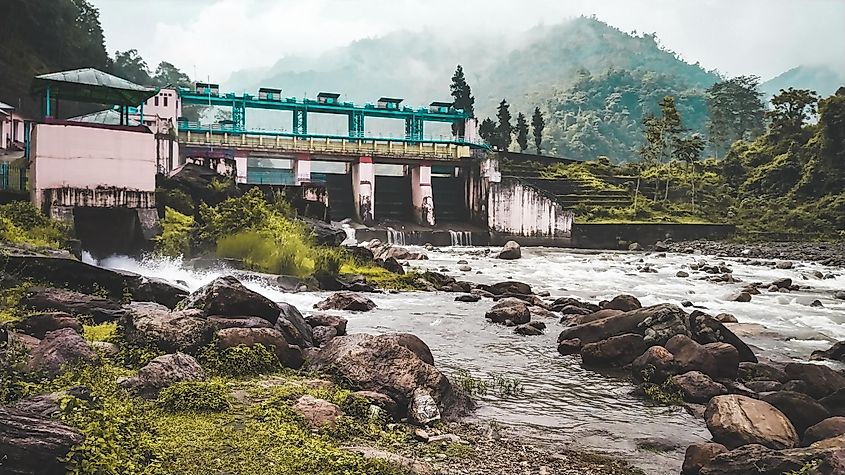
[164,96,168,107]
[155,96,159,106]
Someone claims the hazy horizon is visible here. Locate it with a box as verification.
[91,0,845,84]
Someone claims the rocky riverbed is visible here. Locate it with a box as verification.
[4,241,845,474]
[666,239,845,267]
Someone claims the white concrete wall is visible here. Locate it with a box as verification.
[411,163,435,226]
[30,122,156,209]
[351,156,374,224]
[488,177,573,237]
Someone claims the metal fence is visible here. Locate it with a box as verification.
[0,162,28,192]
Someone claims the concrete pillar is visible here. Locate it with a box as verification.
[411,162,435,226]
[351,155,374,225]
[234,150,248,184]
[49,206,75,227]
[294,152,311,185]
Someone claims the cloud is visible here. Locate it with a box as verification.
[92,0,845,81]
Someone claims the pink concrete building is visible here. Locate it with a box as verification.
[0,101,28,151]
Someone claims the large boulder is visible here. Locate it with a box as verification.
[703,343,740,380]
[603,294,642,312]
[216,327,303,369]
[314,292,376,312]
[820,389,845,417]
[207,316,274,330]
[485,300,530,325]
[379,333,435,366]
[120,302,214,354]
[2,253,187,308]
[179,276,281,323]
[738,361,788,383]
[580,333,647,367]
[804,417,845,446]
[699,444,845,475]
[497,241,521,260]
[682,442,728,475]
[274,302,314,348]
[484,281,533,296]
[293,395,343,427]
[27,328,99,377]
[119,352,205,398]
[0,406,83,475]
[557,303,690,347]
[784,363,845,399]
[690,315,757,363]
[306,333,471,419]
[761,391,831,436]
[15,312,82,339]
[632,345,676,382]
[671,371,728,404]
[20,287,126,323]
[813,341,845,363]
[705,395,799,449]
[305,313,348,336]
[302,218,346,246]
[665,335,723,379]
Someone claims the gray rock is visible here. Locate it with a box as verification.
[804,417,845,446]
[312,325,339,347]
[409,389,441,426]
[497,241,521,260]
[293,395,343,427]
[27,328,99,377]
[15,312,82,339]
[485,300,530,325]
[672,371,727,404]
[705,395,799,450]
[180,275,282,323]
[216,327,303,369]
[304,313,348,335]
[314,291,377,312]
[580,333,647,367]
[120,352,205,398]
[20,287,126,323]
[762,391,831,436]
[121,302,214,354]
[0,406,83,475]
[682,442,728,475]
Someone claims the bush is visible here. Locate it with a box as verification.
[0,203,68,249]
[156,188,195,216]
[0,338,43,403]
[157,380,230,412]
[199,342,281,377]
[155,207,194,257]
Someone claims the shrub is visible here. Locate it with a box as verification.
[155,207,194,257]
[54,365,160,475]
[199,342,281,377]
[0,338,43,403]
[0,202,68,248]
[83,322,118,342]
[157,380,230,412]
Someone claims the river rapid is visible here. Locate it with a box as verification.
[89,247,845,475]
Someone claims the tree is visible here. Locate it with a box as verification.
[515,113,529,152]
[531,107,545,154]
[152,61,191,88]
[706,75,765,158]
[640,96,685,200]
[767,88,819,139]
[496,100,513,151]
[113,49,151,85]
[449,65,475,137]
[673,134,705,207]
[478,118,497,146]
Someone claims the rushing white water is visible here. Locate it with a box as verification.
[340,224,357,246]
[91,247,845,474]
[386,227,407,246]
[448,230,473,247]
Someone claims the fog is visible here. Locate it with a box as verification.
[92,0,845,83]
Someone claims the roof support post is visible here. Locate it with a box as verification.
[45,86,52,118]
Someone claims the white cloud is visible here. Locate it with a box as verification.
[92,0,845,82]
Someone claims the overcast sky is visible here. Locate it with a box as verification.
[91,0,845,82]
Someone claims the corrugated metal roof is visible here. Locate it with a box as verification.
[68,109,140,126]
[34,68,153,92]
[0,101,13,110]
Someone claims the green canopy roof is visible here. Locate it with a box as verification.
[32,68,157,106]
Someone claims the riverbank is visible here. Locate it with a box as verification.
[666,240,845,267]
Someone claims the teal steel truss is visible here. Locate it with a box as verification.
[179,89,484,148]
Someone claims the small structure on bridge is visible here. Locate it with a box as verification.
[28,68,161,256]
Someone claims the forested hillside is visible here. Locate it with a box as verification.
[0,0,111,117]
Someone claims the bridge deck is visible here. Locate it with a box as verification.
[178,130,473,161]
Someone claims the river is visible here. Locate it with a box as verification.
[88,247,845,474]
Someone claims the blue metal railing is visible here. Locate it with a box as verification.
[0,162,27,192]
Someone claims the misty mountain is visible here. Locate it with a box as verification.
[226,17,717,119]
[760,64,845,99]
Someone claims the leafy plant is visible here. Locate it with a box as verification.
[155,207,194,257]
[199,342,281,377]
[157,380,231,412]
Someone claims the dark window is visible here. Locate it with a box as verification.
[154,96,159,106]
[164,96,168,107]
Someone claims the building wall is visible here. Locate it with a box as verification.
[30,122,156,209]
[1,111,27,148]
[488,177,573,237]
